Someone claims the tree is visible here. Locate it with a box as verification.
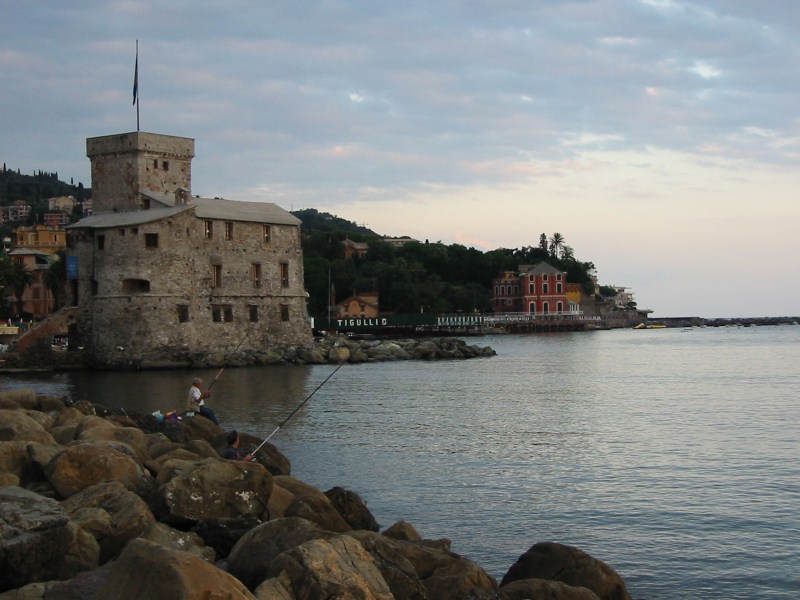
[539,233,548,252]
[4,261,33,316]
[548,233,565,258]
[43,250,67,311]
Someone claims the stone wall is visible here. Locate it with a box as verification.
[71,210,312,368]
[87,132,194,212]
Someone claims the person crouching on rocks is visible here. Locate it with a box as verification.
[222,430,254,461]
[187,377,219,425]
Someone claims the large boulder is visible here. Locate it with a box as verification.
[500,578,602,599]
[0,410,55,445]
[139,522,215,562]
[265,535,393,599]
[349,529,498,600]
[0,441,30,483]
[155,458,272,525]
[235,431,291,476]
[325,486,380,532]
[500,542,631,600]
[179,413,224,443]
[0,389,37,410]
[344,530,428,599]
[61,480,156,563]
[227,517,335,590]
[77,425,148,462]
[43,442,145,498]
[0,487,71,593]
[47,538,256,600]
[274,475,350,533]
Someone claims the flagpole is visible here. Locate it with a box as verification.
[133,40,140,131]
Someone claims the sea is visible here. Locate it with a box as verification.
[2,324,798,599]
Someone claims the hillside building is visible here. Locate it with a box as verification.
[66,131,312,367]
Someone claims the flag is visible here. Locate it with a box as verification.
[132,42,138,106]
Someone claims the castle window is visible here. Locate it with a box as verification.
[145,233,158,248]
[249,305,258,322]
[131,228,138,235]
[280,262,289,288]
[91,279,98,296]
[177,305,189,323]
[263,225,271,243]
[153,160,158,169]
[280,304,290,322]
[251,263,262,287]
[96,235,105,250]
[211,304,233,322]
[204,221,213,239]
[122,278,151,294]
[212,265,222,288]
[225,222,233,240]
[162,161,169,171]
[118,229,125,236]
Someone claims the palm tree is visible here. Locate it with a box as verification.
[548,233,565,258]
[43,250,67,311]
[5,260,33,316]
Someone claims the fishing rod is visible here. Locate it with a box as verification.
[249,361,346,455]
[205,322,256,394]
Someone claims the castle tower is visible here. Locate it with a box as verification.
[86,132,195,212]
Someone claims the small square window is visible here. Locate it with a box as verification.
[145,233,158,248]
[178,305,189,323]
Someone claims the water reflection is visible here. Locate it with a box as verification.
[2,365,323,438]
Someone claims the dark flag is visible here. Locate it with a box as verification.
[132,41,138,106]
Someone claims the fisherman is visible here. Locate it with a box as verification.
[187,377,219,425]
[221,430,254,461]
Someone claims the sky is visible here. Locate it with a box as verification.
[2,1,799,318]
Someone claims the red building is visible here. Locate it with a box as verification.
[492,262,570,315]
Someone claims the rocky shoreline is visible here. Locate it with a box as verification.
[0,336,498,371]
[0,388,633,600]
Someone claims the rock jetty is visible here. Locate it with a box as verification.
[0,388,632,600]
[1,336,497,371]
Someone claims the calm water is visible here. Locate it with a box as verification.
[2,326,799,599]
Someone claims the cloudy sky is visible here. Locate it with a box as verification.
[2,1,799,318]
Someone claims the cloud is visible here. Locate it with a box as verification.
[2,0,800,315]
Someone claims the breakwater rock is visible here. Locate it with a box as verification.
[0,388,631,600]
[1,336,496,371]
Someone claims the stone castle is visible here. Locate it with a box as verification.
[66,131,312,367]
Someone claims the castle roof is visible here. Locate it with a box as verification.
[67,195,300,229]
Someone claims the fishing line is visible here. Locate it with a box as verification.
[205,321,257,394]
[250,360,346,455]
